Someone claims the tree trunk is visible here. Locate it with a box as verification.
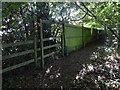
[117,23,120,48]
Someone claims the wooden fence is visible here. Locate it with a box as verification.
[1,37,62,73]
[1,20,103,73]
[64,24,103,53]
[1,20,63,73]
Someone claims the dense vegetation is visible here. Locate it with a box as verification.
[2,2,120,40]
[2,2,120,89]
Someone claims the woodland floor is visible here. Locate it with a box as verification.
[3,40,104,89]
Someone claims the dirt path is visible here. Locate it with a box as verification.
[3,41,104,89]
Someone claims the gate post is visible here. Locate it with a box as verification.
[33,14,39,67]
[34,34,39,67]
[61,34,64,56]
[82,23,85,48]
[62,23,67,56]
[40,19,44,68]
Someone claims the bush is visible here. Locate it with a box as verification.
[71,46,120,89]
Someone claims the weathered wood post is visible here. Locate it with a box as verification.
[61,34,64,57]
[104,26,108,44]
[62,23,67,55]
[40,19,44,68]
[33,13,39,67]
[34,33,38,67]
[82,23,85,48]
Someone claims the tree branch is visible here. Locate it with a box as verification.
[78,2,120,40]
[68,13,87,22]
[75,2,93,17]
[80,2,120,40]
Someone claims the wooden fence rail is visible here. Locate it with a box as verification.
[1,59,34,73]
[3,40,33,48]
[3,49,34,60]
[1,36,62,73]
[1,19,103,73]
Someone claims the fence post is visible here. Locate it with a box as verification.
[40,19,44,68]
[34,34,39,67]
[61,34,64,56]
[62,23,67,55]
[82,23,85,48]
[33,14,39,67]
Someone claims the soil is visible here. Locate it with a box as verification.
[2,41,104,89]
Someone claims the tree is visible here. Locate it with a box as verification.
[2,2,51,68]
[75,2,120,40]
[51,2,120,44]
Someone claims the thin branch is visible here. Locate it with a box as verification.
[75,2,93,17]
[68,13,87,21]
[80,2,120,40]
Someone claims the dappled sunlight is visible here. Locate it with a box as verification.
[45,65,53,75]
[41,66,62,88]
[73,45,120,89]
[2,2,120,89]
[49,72,61,79]
[55,73,61,78]
[45,65,61,80]
[105,79,120,89]
[72,34,120,88]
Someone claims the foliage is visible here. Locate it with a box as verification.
[71,46,120,89]
[49,2,86,24]
[2,2,120,43]
[2,2,51,43]
[80,2,120,29]
[2,2,52,69]
[71,35,120,89]
[2,2,120,89]
[49,2,120,31]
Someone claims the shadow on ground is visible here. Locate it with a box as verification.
[2,41,104,89]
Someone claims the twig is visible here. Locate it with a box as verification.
[80,2,120,40]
